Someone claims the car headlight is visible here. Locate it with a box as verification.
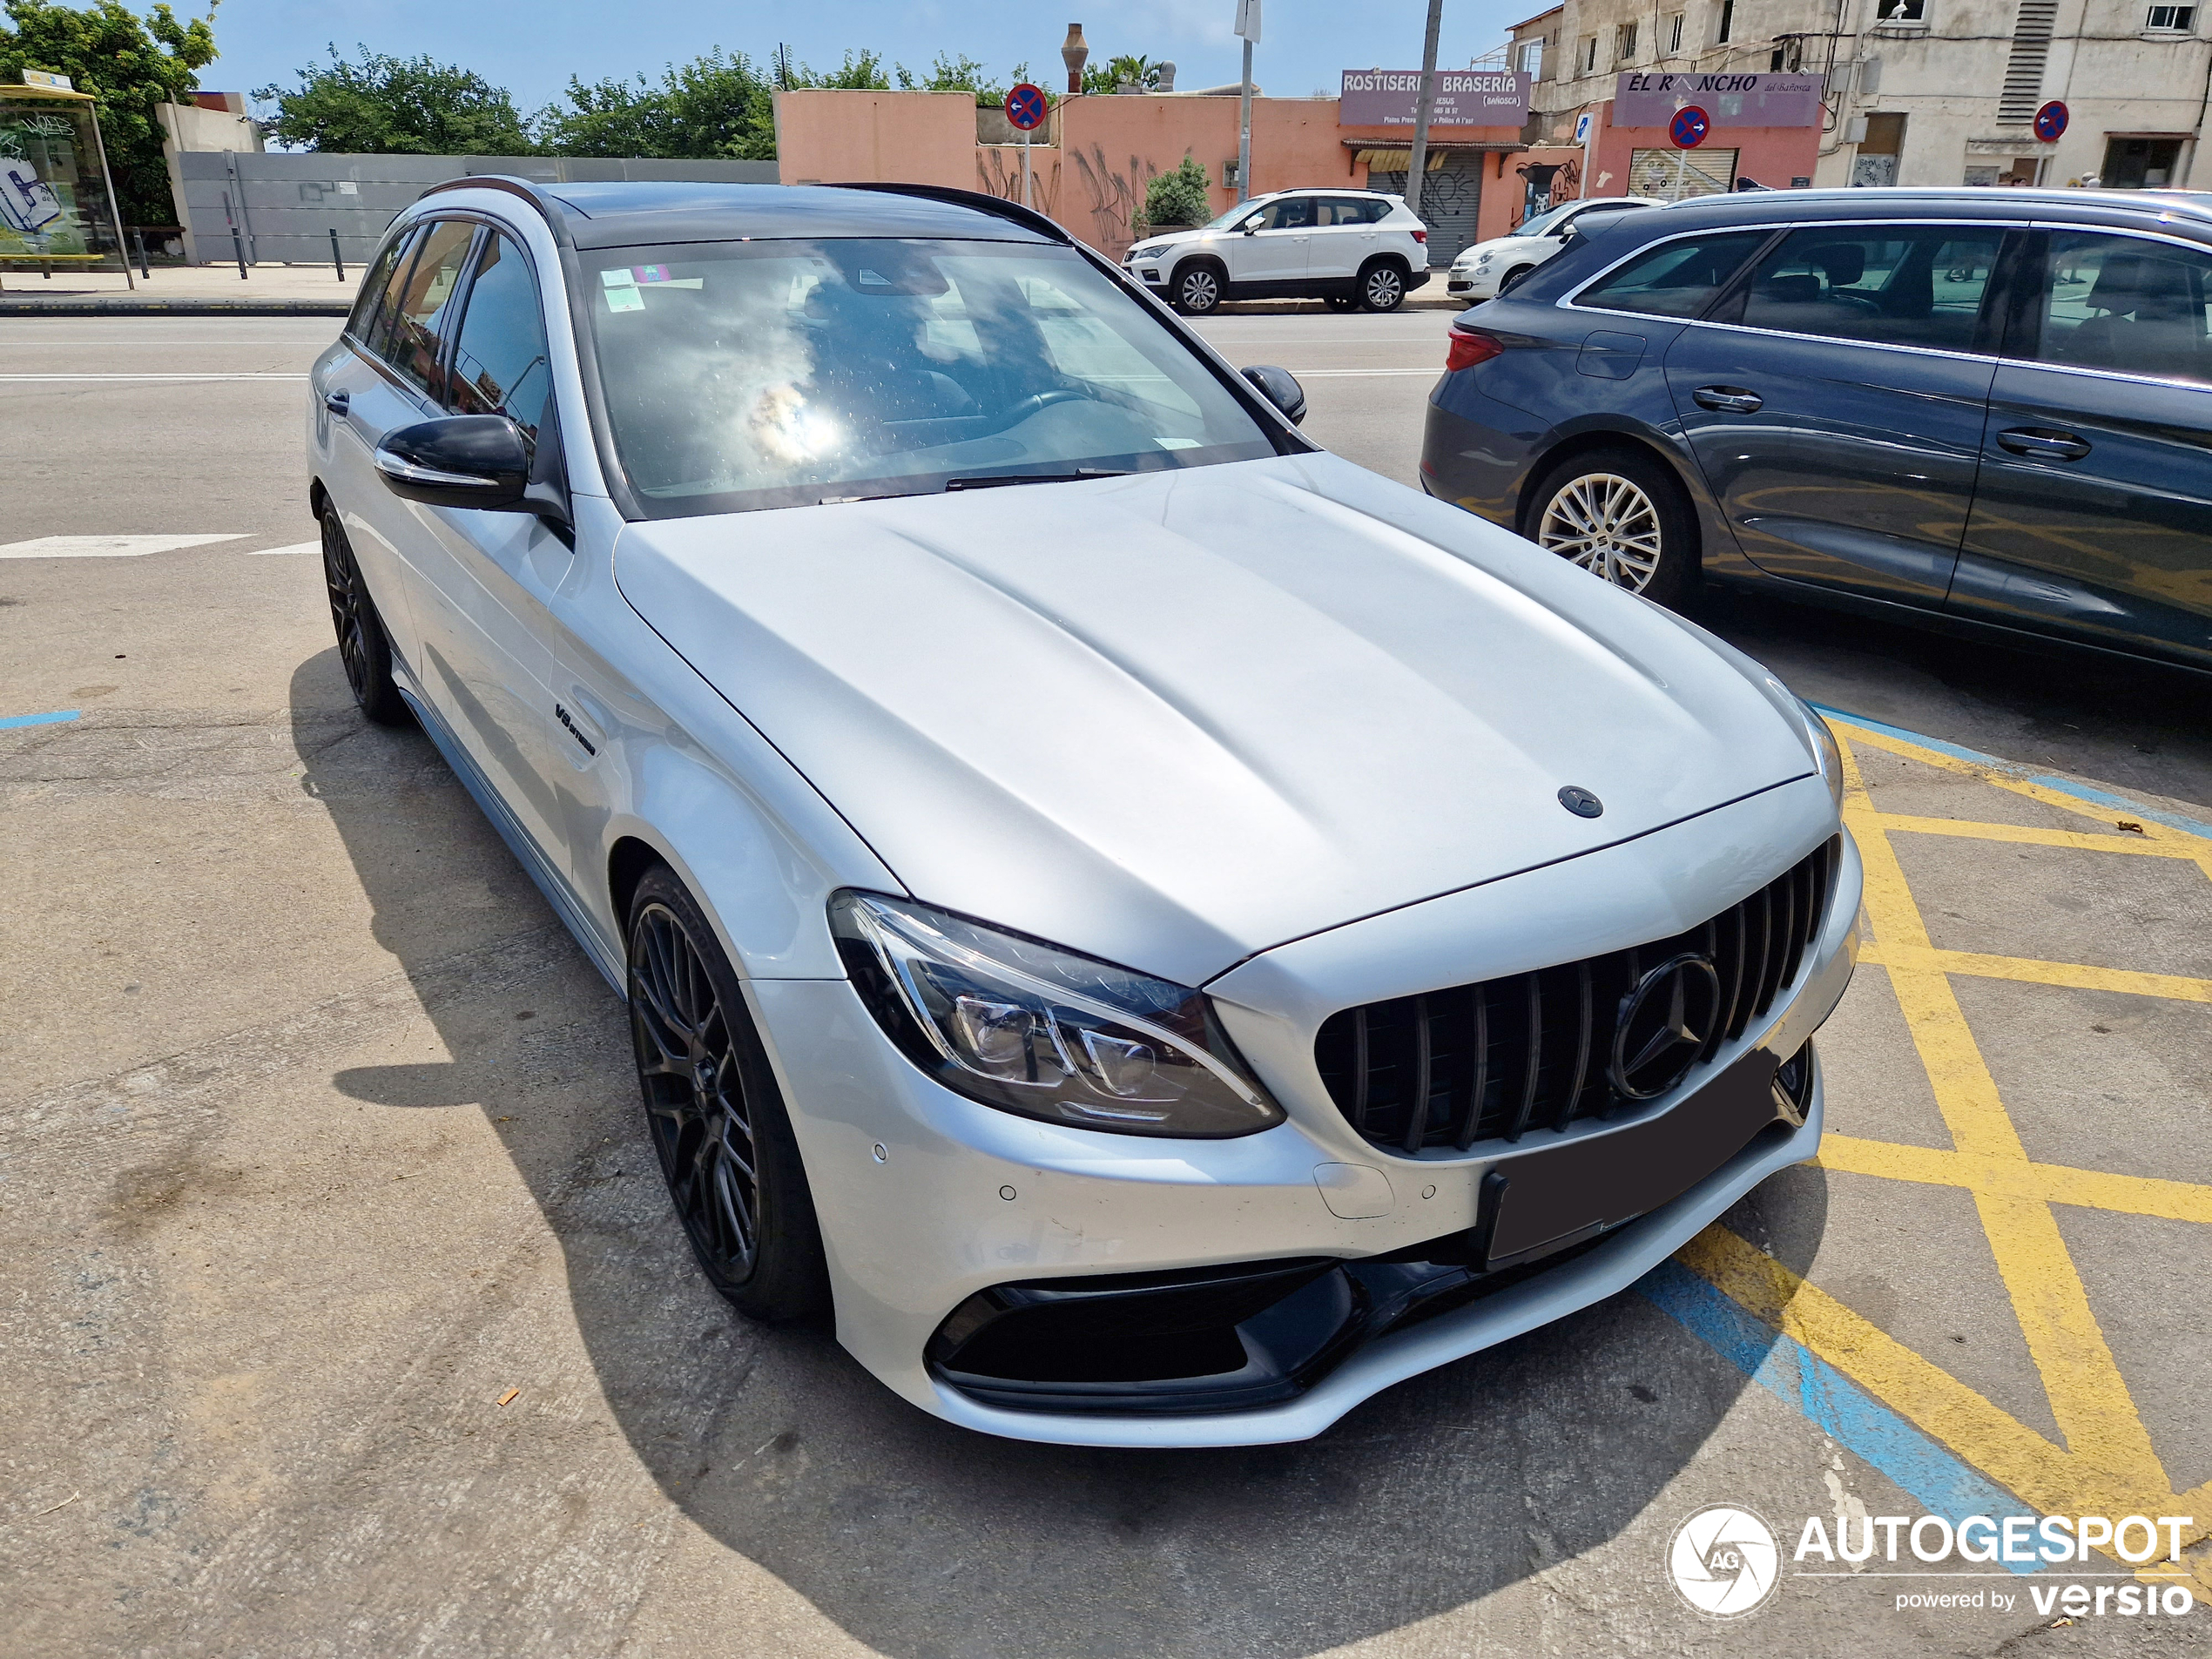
[830,892,1285,1138]
[1796,698,1844,812]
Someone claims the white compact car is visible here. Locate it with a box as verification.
[310,179,1858,1448]
[1123,187,1432,314]
[1447,195,1667,300]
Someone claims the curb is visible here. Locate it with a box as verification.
[0,298,352,316]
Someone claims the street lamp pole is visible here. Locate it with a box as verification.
[1235,0,1261,202]
[1406,0,1446,219]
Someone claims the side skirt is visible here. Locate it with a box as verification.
[391,662,628,996]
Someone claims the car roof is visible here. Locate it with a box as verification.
[417,179,1061,251]
[1608,184,2212,238]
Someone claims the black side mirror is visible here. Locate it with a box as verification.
[375,415,532,511]
[1240,364,1306,427]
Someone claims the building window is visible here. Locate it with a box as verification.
[1770,40,1803,69]
[1519,40,1545,74]
[1616,20,1640,59]
[2147,3,2196,27]
[1668,12,1687,51]
[1877,0,1928,17]
[1716,0,1736,44]
[1581,34,1600,70]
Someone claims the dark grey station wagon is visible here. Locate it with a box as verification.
[1422,186,2212,672]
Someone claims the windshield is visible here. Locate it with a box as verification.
[1199,201,1264,233]
[1518,203,1576,238]
[581,238,1278,516]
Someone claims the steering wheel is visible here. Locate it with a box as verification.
[989,386,1090,433]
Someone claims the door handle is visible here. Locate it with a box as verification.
[1996,426,2090,461]
[322,389,350,417]
[1693,385,1763,413]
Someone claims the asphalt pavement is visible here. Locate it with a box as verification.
[2,312,2208,1658]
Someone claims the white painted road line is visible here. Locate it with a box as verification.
[1278,368,1440,377]
[248,542,321,556]
[0,534,246,558]
[0,373,311,383]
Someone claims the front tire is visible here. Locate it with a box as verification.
[1171,263,1223,314]
[1359,260,1407,312]
[320,504,409,726]
[629,865,830,1323]
[1525,447,1697,608]
[1498,263,1535,293]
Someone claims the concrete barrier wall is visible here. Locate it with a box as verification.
[174,152,779,265]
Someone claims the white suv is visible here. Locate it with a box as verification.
[1447,195,1665,300]
[1123,189,1432,314]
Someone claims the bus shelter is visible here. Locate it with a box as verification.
[1,77,133,285]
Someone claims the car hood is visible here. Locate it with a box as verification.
[613,455,1816,987]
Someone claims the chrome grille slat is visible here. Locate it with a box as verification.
[1313,837,1842,1155]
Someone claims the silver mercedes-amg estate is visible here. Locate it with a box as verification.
[307,179,1859,1447]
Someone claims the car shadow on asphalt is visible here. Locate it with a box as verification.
[290,650,1828,1657]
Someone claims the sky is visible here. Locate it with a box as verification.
[190,0,1527,113]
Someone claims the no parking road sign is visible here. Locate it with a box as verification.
[1005,83,1049,132]
[2034,99,2069,143]
[1669,105,1710,149]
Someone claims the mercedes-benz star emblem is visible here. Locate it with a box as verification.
[1609,953,1723,1099]
[1558,785,1603,818]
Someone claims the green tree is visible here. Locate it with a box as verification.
[806,49,890,91]
[894,51,1007,108]
[536,48,775,158]
[0,0,217,226]
[1143,154,1209,229]
[253,45,531,154]
[1084,53,1160,96]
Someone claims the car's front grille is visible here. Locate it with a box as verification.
[1313,836,1843,1155]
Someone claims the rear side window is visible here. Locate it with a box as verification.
[1316,198,1377,226]
[1738,225,2002,351]
[347,229,414,348]
[2030,230,2212,385]
[448,233,553,445]
[385,219,479,401]
[1575,231,1768,317]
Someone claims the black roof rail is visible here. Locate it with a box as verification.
[831,181,1072,245]
[416,174,571,241]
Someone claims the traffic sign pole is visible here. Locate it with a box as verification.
[1003,84,1049,210]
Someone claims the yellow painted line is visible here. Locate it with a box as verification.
[1857,941,2212,1006]
[1817,1135,2212,1226]
[1871,813,2201,860]
[1835,728,2171,1497]
[1836,720,2211,851]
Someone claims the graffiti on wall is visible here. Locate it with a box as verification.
[975,147,1062,219]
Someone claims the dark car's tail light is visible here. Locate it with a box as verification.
[1446,327,1504,373]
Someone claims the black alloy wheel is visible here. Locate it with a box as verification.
[628,865,828,1321]
[1173,264,1223,314]
[1360,261,1406,312]
[320,505,409,725]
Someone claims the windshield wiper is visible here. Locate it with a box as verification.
[942,468,1130,492]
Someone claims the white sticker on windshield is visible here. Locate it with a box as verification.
[604,285,644,313]
[1154,437,1201,449]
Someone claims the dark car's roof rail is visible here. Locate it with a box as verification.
[831,181,1073,246]
[416,174,573,243]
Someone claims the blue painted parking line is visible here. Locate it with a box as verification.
[1636,1258,2043,1573]
[0,710,80,731]
[1809,703,2212,842]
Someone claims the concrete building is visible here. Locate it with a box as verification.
[1507,0,2212,192]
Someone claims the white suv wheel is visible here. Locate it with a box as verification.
[1174,266,1222,314]
[1361,264,1406,312]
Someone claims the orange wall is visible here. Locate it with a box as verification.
[776,88,1531,262]
[773,90,975,187]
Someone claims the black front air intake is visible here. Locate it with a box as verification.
[1314,837,1842,1155]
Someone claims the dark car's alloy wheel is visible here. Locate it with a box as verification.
[1361,263,1406,312]
[320,506,409,725]
[629,867,828,1321]
[1527,448,1696,608]
[1173,266,1222,314]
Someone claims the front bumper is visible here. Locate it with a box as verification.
[748,779,1858,1447]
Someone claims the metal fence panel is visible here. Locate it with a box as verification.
[173,152,779,264]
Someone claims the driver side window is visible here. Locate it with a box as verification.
[1263,198,1315,231]
[448,232,555,448]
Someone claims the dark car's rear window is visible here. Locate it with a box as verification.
[1574,230,1769,318]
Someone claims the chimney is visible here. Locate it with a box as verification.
[1062,24,1089,95]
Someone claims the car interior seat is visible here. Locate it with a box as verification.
[2061,250,2209,378]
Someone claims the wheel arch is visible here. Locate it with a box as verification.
[308,476,330,524]
[1514,428,1708,570]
